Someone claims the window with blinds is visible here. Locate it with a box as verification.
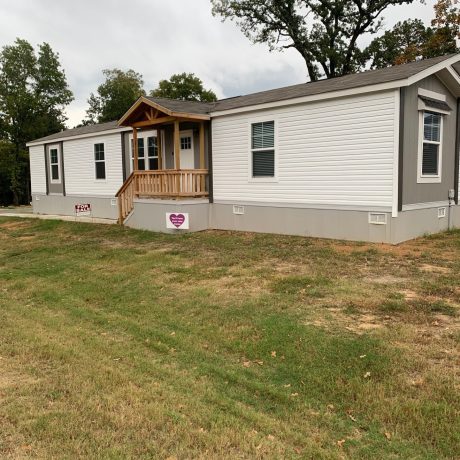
[94,143,106,180]
[49,148,60,182]
[422,112,441,176]
[251,121,275,177]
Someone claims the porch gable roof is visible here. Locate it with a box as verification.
[118,96,212,127]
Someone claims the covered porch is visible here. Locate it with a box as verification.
[115,96,212,223]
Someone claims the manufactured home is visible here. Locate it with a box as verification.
[27,54,460,243]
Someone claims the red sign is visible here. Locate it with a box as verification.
[75,203,91,216]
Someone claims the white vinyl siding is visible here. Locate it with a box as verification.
[29,145,47,194]
[212,90,398,209]
[63,133,123,196]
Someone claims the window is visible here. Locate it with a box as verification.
[137,138,145,170]
[419,111,442,181]
[147,136,158,170]
[94,143,106,180]
[180,136,192,150]
[49,148,60,182]
[251,121,275,177]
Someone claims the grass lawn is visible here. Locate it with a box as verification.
[0,218,459,459]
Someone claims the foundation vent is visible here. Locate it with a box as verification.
[368,212,387,225]
[438,207,447,218]
[111,198,117,206]
[233,205,245,215]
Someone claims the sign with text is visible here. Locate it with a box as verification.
[75,203,92,216]
[166,212,189,230]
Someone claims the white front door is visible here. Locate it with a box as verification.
[180,130,194,169]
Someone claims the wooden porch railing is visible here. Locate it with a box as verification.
[115,169,209,224]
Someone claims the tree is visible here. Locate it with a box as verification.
[366,0,459,68]
[150,73,217,102]
[0,38,73,205]
[211,0,415,81]
[85,69,145,124]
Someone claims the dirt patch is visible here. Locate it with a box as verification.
[0,359,38,393]
[367,275,405,285]
[305,310,387,334]
[401,289,419,301]
[420,264,451,274]
[0,220,31,231]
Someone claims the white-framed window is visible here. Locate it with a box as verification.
[49,146,60,183]
[418,111,443,183]
[131,135,160,171]
[147,136,159,170]
[180,136,192,150]
[94,143,106,180]
[251,120,275,178]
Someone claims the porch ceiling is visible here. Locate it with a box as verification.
[118,96,211,128]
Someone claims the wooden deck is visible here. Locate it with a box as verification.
[116,169,209,223]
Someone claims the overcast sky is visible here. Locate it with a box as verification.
[0,0,436,127]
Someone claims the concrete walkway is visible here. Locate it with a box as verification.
[0,207,117,225]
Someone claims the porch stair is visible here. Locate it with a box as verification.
[116,169,209,224]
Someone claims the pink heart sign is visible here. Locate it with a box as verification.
[169,213,185,228]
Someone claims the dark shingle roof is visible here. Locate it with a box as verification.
[419,95,452,112]
[212,54,457,112]
[28,120,123,144]
[28,54,458,144]
[145,97,215,115]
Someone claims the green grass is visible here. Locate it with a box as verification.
[0,218,459,459]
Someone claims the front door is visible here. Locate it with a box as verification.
[180,131,195,169]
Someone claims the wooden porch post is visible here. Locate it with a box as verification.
[132,128,139,171]
[157,128,163,170]
[199,121,206,191]
[174,120,180,170]
[174,120,180,194]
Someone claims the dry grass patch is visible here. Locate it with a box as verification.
[0,218,459,458]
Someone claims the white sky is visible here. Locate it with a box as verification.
[0,0,436,127]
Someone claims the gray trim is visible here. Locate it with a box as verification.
[402,74,457,205]
[398,87,405,212]
[43,144,49,195]
[60,141,66,197]
[455,97,460,204]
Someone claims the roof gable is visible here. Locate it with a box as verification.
[118,96,212,126]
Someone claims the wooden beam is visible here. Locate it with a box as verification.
[174,120,180,170]
[133,128,138,171]
[132,116,176,128]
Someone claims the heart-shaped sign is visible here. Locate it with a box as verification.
[169,213,185,228]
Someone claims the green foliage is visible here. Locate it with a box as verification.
[150,73,217,102]
[84,69,146,124]
[211,0,415,81]
[0,38,73,205]
[366,1,460,68]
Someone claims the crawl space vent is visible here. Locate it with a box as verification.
[233,205,245,215]
[368,213,387,225]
